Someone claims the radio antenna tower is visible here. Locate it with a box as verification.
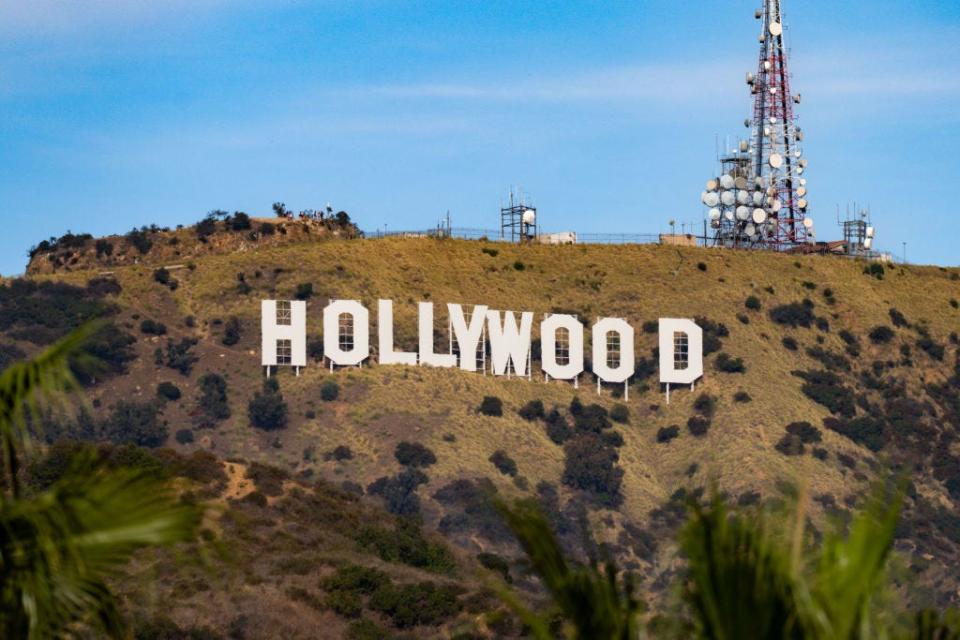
[702,0,814,250]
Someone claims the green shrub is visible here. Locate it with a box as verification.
[517,399,545,421]
[692,394,716,417]
[687,416,710,437]
[163,337,199,375]
[477,552,512,583]
[864,262,885,279]
[793,370,855,417]
[715,353,746,373]
[295,282,314,300]
[656,426,680,443]
[368,581,461,628]
[175,429,194,445]
[733,391,752,403]
[545,410,572,444]
[770,302,815,328]
[139,319,167,335]
[562,432,623,506]
[610,404,630,424]
[481,247,499,257]
[248,377,288,430]
[868,325,895,344]
[245,461,288,496]
[951,299,958,309]
[889,308,909,328]
[126,228,153,253]
[512,261,525,271]
[479,396,503,417]
[346,619,388,640]
[394,442,436,468]
[782,336,799,351]
[697,262,707,271]
[325,445,354,461]
[355,519,455,574]
[196,372,230,426]
[325,590,362,618]
[367,469,429,515]
[489,450,518,477]
[222,316,242,346]
[103,401,167,448]
[785,421,822,443]
[230,211,252,231]
[308,337,324,360]
[321,380,340,401]
[775,434,804,456]
[156,382,181,401]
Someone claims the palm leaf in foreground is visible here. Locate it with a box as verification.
[495,499,642,640]
[0,327,203,639]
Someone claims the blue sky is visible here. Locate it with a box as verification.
[1,0,958,274]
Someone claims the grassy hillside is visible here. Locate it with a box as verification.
[4,231,960,633]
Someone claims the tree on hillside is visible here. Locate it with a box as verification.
[0,325,201,638]
[248,377,288,431]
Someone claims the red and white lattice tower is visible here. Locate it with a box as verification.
[702,0,814,249]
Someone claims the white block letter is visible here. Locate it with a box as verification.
[261,300,307,367]
[659,318,703,385]
[323,300,370,366]
[449,303,488,371]
[540,314,584,380]
[592,318,635,383]
[418,302,456,367]
[486,310,533,376]
[378,299,416,365]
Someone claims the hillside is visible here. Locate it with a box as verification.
[4,228,960,635]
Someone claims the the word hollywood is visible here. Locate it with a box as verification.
[260,299,704,398]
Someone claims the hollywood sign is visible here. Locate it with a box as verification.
[261,300,704,399]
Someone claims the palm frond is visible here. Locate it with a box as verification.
[679,496,804,640]
[0,450,201,638]
[495,498,642,640]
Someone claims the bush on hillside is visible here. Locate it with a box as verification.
[793,370,856,418]
[517,399,545,421]
[687,416,711,437]
[889,308,910,328]
[196,372,230,426]
[139,319,167,336]
[545,410,572,444]
[693,394,716,417]
[103,401,167,448]
[153,267,171,285]
[163,337,199,375]
[295,282,313,300]
[368,581,461,629]
[489,450,518,477]
[222,316,242,346]
[156,381,182,402]
[248,377,288,430]
[321,379,340,401]
[785,421,822,443]
[175,429,194,445]
[324,445,354,462]
[869,325,895,344]
[230,212,252,231]
[126,228,153,254]
[715,353,746,373]
[733,391,752,403]
[782,336,799,351]
[770,302,815,328]
[863,263,885,279]
[657,426,680,443]
[479,396,503,417]
[745,295,762,311]
[775,434,805,457]
[394,442,437,468]
[562,432,623,506]
[610,404,630,424]
[367,469,428,516]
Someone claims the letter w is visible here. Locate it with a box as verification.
[485,310,533,376]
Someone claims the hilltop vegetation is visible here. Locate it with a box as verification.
[3,225,960,634]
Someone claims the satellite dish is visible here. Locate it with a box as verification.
[755,9,762,18]
[763,125,772,137]
[794,150,802,158]
[746,72,755,85]
[522,209,536,225]
[739,140,749,153]
[770,117,777,124]
[744,119,752,128]
[711,219,721,229]
[736,206,750,220]
[745,223,757,236]
[769,199,782,213]
[704,192,720,207]
[709,208,722,221]
[736,191,749,205]
[799,158,808,168]
[724,210,735,221]
[864,238,873,249]
[866,226,875,238]
[769,153,783,168]
[803,217,814,229]
[770,86,778,94]
[735,176,748,190]
[766,186,776,196]
[752,208,768,224]
[798,198,808,209]
[797,167,804,175]
[799,178,807,186]
[752,191,765,206]
[796,186,807,197]
[721,191,736,206]
[794,94,802,104]
[755,176,766,188]
[720,175,735,189]
[796,131,804,141]
[759,34,766,42]
[706,179,719,191]
[770,21,783,36]
[764,61,772,71]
